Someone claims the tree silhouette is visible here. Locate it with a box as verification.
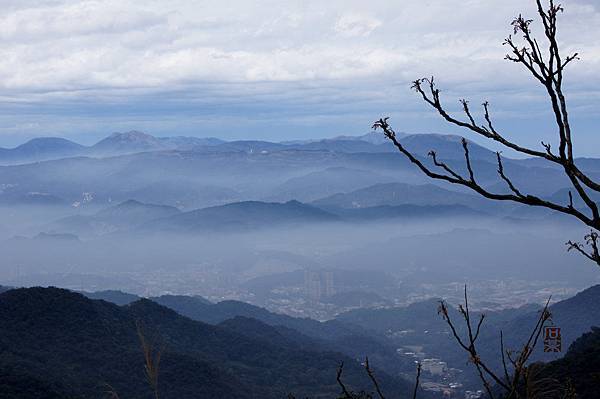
[374,0,600,267]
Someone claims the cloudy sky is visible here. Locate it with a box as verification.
[0,0,599,154]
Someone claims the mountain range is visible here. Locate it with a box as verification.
[47,199,182,236]
[312,182,487,210]
[0,130,497,165]
[0,129,592,217]
[0,287,418,399]
[0,132,226,164]
[146,294,415,376]
[38,193,491,238]
[139,200,340,233]
[336,284,600,389]
[14,286,600,398]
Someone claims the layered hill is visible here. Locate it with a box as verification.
[48,199,181,236]
[0,137,85,164]
[312,182,485,210]
[0,130,514,166]
[336,285,600,392]
[0,287,416,399]
[150,294,416,376]
[0,129,590,214]
[536,327,600,398]
[140,200,339,233]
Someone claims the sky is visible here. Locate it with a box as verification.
[0,0,599,155]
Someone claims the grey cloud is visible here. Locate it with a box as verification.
[0,0,597,149]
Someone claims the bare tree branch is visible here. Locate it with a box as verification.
[411,363,421,399]
[438,287,552,399]
[374,0,600,266]
[372,118,598,231]
[567,231,600,264]
[364,357,386,399]
[336,362,353,399]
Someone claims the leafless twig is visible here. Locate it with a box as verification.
[136,321,163,399]
[374,0,600,266]
[364,357,386,399]
[437,286,551,399]
[411,362,421,399]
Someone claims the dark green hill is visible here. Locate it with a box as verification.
[476,285,600,365]
[536,327,600,398]
[0,287,414,399]
[337,285,600,392]
[81,289,141,305]
[150,295,417,376]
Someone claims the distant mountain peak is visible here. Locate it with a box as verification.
[91,130,165,154]
[16,137,84,150]
[97,130,161,146]
[98,199,181,215]
[106,130,155,141]
[94,199,181,219]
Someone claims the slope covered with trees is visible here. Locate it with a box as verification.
[0,287,416,399]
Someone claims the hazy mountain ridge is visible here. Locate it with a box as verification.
[47,199,181,236]
[0,132,225,164]
[0,131,593,215]
[139,200,340,233]
[265,167,396,203]
[312,182,486,209]
[335,284,600,391]
[0,130,540,165]
[0,137,85,164]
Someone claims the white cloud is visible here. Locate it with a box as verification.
[0,0,597,92]
[0,1,165,41]
[0,0,598,145]
[334,13,381,37]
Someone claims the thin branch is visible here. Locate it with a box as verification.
[567,231,600,264]
[437,288,553,399]
[411,363,421,399]
[364,357,386,399]
[429,150,464,181]
[336,362,353,399]
[500,331,511,385]
[372,118,598,231]
[462,139,475,182]
[496,152,524,197]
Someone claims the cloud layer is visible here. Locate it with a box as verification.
[0,0,598,153]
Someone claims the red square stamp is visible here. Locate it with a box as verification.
[543,326,562,352]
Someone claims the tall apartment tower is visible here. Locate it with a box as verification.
[304,270,335,302]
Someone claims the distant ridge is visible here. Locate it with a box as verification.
[141,200,339,233]
[49,199,182,236]
[312,182,483,209]
[0,130,503,165]
[0,137,84,163]
[0,131,227,164]
[91,131,165,154]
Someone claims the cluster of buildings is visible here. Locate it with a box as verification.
[397,346,469,397]
[303,270,334,301]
